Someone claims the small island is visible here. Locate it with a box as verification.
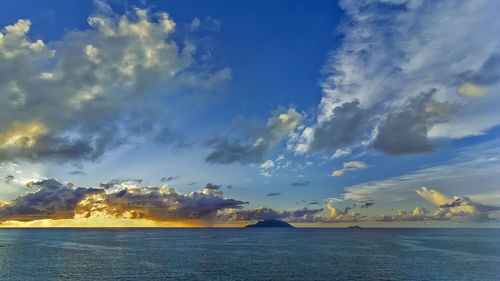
[244,220,294,228]
[347,225,362,229]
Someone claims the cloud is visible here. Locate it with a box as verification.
[416,187,500,222]
[189,16,221,32]
[218,206,323,223]
[331,161,367,177]
[0,179,103,221]
[99,178,143,189]
[376,207,429,222]
[0,179,248,223]
[0,5,229,163]
[331,148,351,159]
[4,175,14,184]
[204,183,221,190]
[291,0,500,156]
[309,100,366,152]
[291,181,310,187]
[373,91,456,155]
[160,175,180,183]
[376,187,500,222]
[267,192,281,197]
[324,201,363,223]
[360,200,374,208]
[333,141,500,205]
[205,108,302,164]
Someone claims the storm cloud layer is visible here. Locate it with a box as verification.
[0,179,247,223]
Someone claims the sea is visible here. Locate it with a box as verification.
[0,228,498,280]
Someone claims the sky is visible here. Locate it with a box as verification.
[0,0,499,227]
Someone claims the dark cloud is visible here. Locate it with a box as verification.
[291,181,310,187]
[459,54,500,86]
[205,108,302,164]
[101,185,247,221]
[310,100,366,152]
[205,138,266,164]
[69,170,86,176]
[218,206,323,223]
[4,175,14,184]
[0,179,103,221]
[360,200,374,208]
[373,91,456,155]
[439,198,463,208]
[99,178,143,189]
[0,179,248,223]
[204,183,221,190]
[267,192,281,197]
[160,175,180,183]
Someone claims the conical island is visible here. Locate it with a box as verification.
[244,220,294,228]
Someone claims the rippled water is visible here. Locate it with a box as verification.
[0,228,498,280]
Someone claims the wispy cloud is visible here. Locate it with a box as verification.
[291,0,500,155]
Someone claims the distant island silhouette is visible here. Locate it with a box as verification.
[347,225,362,229]
[244,220,294,228]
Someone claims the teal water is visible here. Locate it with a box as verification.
[0,228,498,280]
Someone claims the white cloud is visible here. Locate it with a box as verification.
[331,148,351,159]
[0,6,229,163]
[331,161,367,177]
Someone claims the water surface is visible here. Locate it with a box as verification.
[0,228,498,280]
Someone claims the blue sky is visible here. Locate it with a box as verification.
[0,0,499,227]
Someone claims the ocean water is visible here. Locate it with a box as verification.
[0,228,498,280]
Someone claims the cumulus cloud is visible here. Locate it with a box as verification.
[0,179,248,223]
[376,207,429,222]
[217,206,323,223]
[375,187,500,223]
[325,201,363,223]
[331,161,367,177]
[0,179,103,221]
[416,187,500,222]
[0,5,229,163]
[291,0,500,156]
[205,108,302,164]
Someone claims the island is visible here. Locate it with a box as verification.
[347,225,362,229]
[244,220,294,228]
